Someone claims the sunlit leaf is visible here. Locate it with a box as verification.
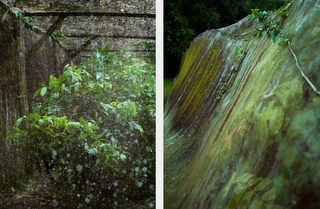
[40,87,47,96]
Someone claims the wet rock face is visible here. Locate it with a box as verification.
[164,0,320,208]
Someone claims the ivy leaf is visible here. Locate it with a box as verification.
[235,48,241,54]
[247,14,254,20]
[271,30,281,43]
[278,38,289,47]
[262,29,269,37]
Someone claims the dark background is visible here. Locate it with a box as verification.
[164,0,289,78]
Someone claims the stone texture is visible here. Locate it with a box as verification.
[164,0,320,208]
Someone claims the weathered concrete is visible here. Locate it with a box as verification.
[164,0,320,208]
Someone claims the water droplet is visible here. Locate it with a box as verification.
[113,181,118,187]
[52,200,59,207]
[137,182,143,188]
[76,164,83,172]
[52,150,57,156]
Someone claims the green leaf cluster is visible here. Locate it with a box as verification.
[49,32,66,42]
[225,173,288,208]
[247,2,293,44]
[7,43,155,206]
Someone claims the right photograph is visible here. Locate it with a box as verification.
[164,0,320,208]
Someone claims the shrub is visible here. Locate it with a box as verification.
[7,43,155,207]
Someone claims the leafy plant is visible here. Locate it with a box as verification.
[49,32,67,42]
[24,16,36,30]
[7,43,155,206]
[225,173,290,208]
[235,48,246,63]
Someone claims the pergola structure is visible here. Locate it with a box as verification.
[0,0,155,70]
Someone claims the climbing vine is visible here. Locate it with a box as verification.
[215,0,320,104]
[248,1,320,95]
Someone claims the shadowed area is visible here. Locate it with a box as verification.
[164,0,320,208]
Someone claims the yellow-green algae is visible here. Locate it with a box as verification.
[164,0,320,208]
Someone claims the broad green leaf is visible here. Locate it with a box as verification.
[261,187,276,201]
[133,122,144,133]
[235,173,254,184]
[14,117,23,127]
[80,118,87,128]
[249,199,263,209]
[278,38,289,47]
[226,184,247,208]
[33,88,41,99]
[6,133,23,139]
[49,75,57,89]
[271,30,281,43]
[247,14,254,20]
[262,29,269,37]
[238,191,254,208]
[40,87,47,96]
[254,178,272,192]
[247,177,263,187]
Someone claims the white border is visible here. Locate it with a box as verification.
[156,0,163,208]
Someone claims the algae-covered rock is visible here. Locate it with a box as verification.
[164,0,320,208]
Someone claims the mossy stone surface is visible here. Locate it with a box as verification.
[164,0,320,208]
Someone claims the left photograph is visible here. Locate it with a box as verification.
[0,0,155,208]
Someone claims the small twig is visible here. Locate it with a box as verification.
[283,33,320,95]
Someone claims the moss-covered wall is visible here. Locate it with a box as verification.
[164,0,320,208]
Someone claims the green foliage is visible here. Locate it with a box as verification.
[11,10,21,18]
[164,0,195,74]
[24,16,35,30]
[225,173,288,208]
[248,2,292,44]
[234,47,246,63]
[7,43,155,206]
[7,112,121,180]
[49,32,67,42]
[164,0,287,75]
